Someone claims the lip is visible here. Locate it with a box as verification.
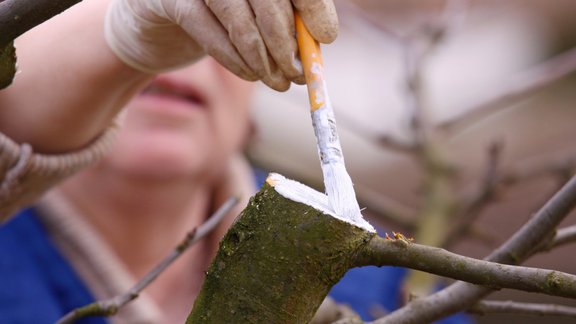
[139,75,208,109]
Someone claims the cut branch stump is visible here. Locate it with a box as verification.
[187,174,375,323]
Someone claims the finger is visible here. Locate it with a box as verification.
[292,72,306,85]
[291,0,338,44]
[261,58,291,91]
[247,0,303,84]
[175,1,258,81]
[205,0,290,88]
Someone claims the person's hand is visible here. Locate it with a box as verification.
[104,0,338,91]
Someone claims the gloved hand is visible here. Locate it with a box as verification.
[104,0,338,91]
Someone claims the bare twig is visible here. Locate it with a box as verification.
[466,224,499,248]
[469,300,576,318]
[401,0,469,298]
[0,0,83,48]
[371,174,576,323]
[376,135,418,154]
[356,236,576,299]
[339,0,469,46]
[549,225,576,249]
[337,0,404,43]
[403,39,428,146]
[57,196,239,324]
[501,154,576,188]
[442,46,576,133]
[436,0,470,34]
[310,297,361,324]
[357,186,417,230]
[443,141,503,248]
[535,225,576,253]
[332,105,418,154]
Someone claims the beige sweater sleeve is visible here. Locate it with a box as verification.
[0,124,118,222]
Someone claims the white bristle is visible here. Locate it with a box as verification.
[323,162,362,222]
[309,103,372,230]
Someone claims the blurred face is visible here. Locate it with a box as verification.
[100,58,255,181]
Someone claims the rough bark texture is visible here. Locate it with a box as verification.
[0,0,82,48]
[187,182,375,323]
[0,0,85,88]
[0,41,15,89]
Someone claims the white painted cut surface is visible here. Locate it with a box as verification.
[268,173,376,233]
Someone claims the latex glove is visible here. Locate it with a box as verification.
[104,0,338,91]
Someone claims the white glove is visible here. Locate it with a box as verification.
[104,0,338,91]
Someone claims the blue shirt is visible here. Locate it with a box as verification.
[0,208,106,324]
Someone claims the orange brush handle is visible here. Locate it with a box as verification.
[295,13,326,112]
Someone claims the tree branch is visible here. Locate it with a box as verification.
[501,153,576,188]
[400,0,469,297]
[187,175,375,323]
[442,46,576,133]
[355,236,576,299]
[469,300,576,318]
[356,185,418,230]
[0,41,15,89]
[535,225,576,253]
[443,141,503,248]
[332,104,418,154]
[549,225,576,249]
[0,0,83,48]
[370,174,576,323]
[56,196,239,324]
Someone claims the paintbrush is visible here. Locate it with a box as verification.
[295,13,363,224]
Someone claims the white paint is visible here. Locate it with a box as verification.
[311,106,342,165]
[269,173,376,232]
[311,61,323,75]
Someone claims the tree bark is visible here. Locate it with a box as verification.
[187,177,375,323]
[0,42,15,89]
[0,0,82,48]
[0,0,84,87]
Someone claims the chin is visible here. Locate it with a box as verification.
[127,163,195,180]
[115,155,208,181]
[106,143,210,181]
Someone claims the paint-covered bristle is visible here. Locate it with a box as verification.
[323,162,362,223]
[310,104,365,225]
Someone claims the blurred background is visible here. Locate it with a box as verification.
[247,1,576,323]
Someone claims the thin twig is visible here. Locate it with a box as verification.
[376,135,418,154]
[535,225,576,253]
[57,196,239,324]
[401,0,469,298]
[402,0,470,180]
[0,0,82,48]
[437,0,470,34]
[501,154,576,188]
[355,184,418,230]
[466,224,499,248]
[550,225,576,249]
[442,46,576,134]
[337,0,404,44]
[469,300,576,318]
[371,174,576,323]
[332,104,418,154]
[443,141,503,248]
[356,236,576,299]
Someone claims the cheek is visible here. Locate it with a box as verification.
[219,112,251,152]
[218,66,256,109]
[213,86,255,152]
